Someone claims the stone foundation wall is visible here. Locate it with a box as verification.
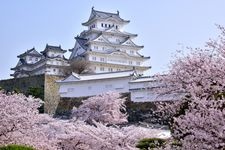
[44,75,64,115]
[0,75,44,95]
[0,75,64,115]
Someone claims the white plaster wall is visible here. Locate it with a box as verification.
[47,51,63,58]
[59,77,131,97]
[95,20,122,31]
[129,81,160,90]
[88,53,143,67]
[129,80,176,102]
[25,56,41,64]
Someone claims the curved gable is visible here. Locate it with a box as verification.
[110,51,130,58]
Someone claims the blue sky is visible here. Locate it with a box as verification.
[1,0,225,79]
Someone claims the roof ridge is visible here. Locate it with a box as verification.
[46,44,61,48]
[75,36,88,40]
[93,8,119,16]
[80,69,135,76]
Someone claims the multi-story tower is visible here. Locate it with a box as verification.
[69,7,150,75]
[11,44,69,78]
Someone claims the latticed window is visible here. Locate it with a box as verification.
[92,56,96,61]
[100,67,104,71]
[108,68,113,72]
[100,58,105,62]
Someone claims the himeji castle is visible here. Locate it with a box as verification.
[57,8,166,102]
[69,7,150,75]
[10,8,172,102]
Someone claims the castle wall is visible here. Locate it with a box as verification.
[0,75,64,115]
[44,75,64,114]
[0,75,45,94]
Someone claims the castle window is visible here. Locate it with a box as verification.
[136,96,144,99]
[35,58,38,61]
[108,68,113,72]
[68,88,74,92]
[136,62,140,66]
[116,25,118,29]
[92,56,96,61]
[109,24,111,28]
[129,61,133,65]
[94,46,98,50]
[100,57,105,62]
[53,69,56,72]
[101,23,103,27]
[105,24,107,28]
[130,50,134,54]
[100,67,104,71]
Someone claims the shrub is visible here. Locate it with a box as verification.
[27,87,44,100]
[136,138,166,150]
[0,144,34,150]
[27,87,44,113]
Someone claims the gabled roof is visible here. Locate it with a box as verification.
[136,52,150,59]
[17,47,42,58]
[86,49,150,60]
[87,34,144,49]
[129,76,155,83]
[82,7,130,26]
[75,36,89,50]
[120,38,144,48]
[40,44,67,55]
[11,58,28,70]
[58,70,136,83]
[104,27,137,38]
[89,33,111,44]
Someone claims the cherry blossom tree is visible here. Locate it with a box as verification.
[0,91,57,149]
[58,120,170,150]
[156,26,225,150]
[0,91,170,150]
[71,92,127,125]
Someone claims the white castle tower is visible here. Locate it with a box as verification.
[69,7,150,75]
[11,45,69,78]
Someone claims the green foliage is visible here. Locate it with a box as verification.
[27,87,44,113]
[0,144,34,150]
[136,138,166,150]
[27,87,44,100]
[171,139,182,147]
[12,88,20,94]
